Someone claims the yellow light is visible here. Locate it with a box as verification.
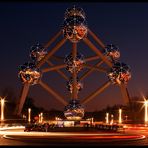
[144,100,148,123]
[91,117,94,124]
[125,115,128,121]
[137,95,148,124]
[119,108,122,124]
[39,114,41,123]
[110,114,114,124]
[40,112,43,123]
[0,97,5,121]
[105,113,109,124]
[28,108,31,123]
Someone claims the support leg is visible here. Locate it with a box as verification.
[120,84,130,104]
[16,83,30,116]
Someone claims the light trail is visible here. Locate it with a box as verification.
[0,126,146,143]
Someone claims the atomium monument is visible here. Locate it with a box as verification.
[16,6,131,120]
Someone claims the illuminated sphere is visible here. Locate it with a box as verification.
[64,99,84,120]
[64,6,85,20]
[64,52,85,73]
[63,24,87,43]
[63,6,87,42]
[67,77,83,93]
[18,62,41,85]
[104,44,120,60]
[108,62,131,84]
[30,43,47,62]
[63,15,86,27]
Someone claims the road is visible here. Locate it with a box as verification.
[0,125,148,146]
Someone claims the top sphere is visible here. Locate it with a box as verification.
[64,6,85,19]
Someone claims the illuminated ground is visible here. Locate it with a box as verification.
[0,125,147,146]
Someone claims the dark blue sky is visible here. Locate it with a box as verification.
[0,2,148,111]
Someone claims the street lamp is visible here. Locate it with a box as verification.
[125,115,128,122]
[39,114,41,123]
[110,114,114,124]
[28,108,31,123]
[137,96,148,125]
[0,97,5,121]
[91,117,94,124]
[40,112,43,123]
[105,112,109,124]
[22,114,26,119]
[144,100,148,123]
[119,108,122,124]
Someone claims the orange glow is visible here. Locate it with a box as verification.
[119,108,122,124]
[137,95,148,123]
[144,100,148,123]
[28,108,31,123]
[40,112,43,123]
[0,97,5,121]
[105,113,109,124]
[110,114,114,124]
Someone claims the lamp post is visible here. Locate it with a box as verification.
[106,112,109,124]
[28,108,31,123]
[144,100,148,124]
[40,112,43,123]
[125,115,128,122]
[0,97,5,121]
[137,95,148,125]
[119,108,122,124]
[110,114,114,124]
[39,114,41,123]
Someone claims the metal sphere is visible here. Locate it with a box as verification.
[63,24,87,43]
[30,43,47,62]
[104,44,120,60]
[64,6,85,20]
[108,62,131,84]
[18,62,41,85]
[67,77,83,93]
[64,52,85,73]
[63,15,86,27]
[63,6,87,43]
[64,99,84,120]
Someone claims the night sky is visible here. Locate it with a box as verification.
[0,2,148,112]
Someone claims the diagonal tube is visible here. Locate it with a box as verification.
[44,30,62,49]
[81,81,111,105]
[80,61,104,81]
[42,64,66,73]
[84,64,108,73]
[39,80,67,106]
[37,38,67,68]
[88,28,106,49]
[46,60,68,81]
[83,38,112,68]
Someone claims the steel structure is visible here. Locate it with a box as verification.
[16,6,131,120]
